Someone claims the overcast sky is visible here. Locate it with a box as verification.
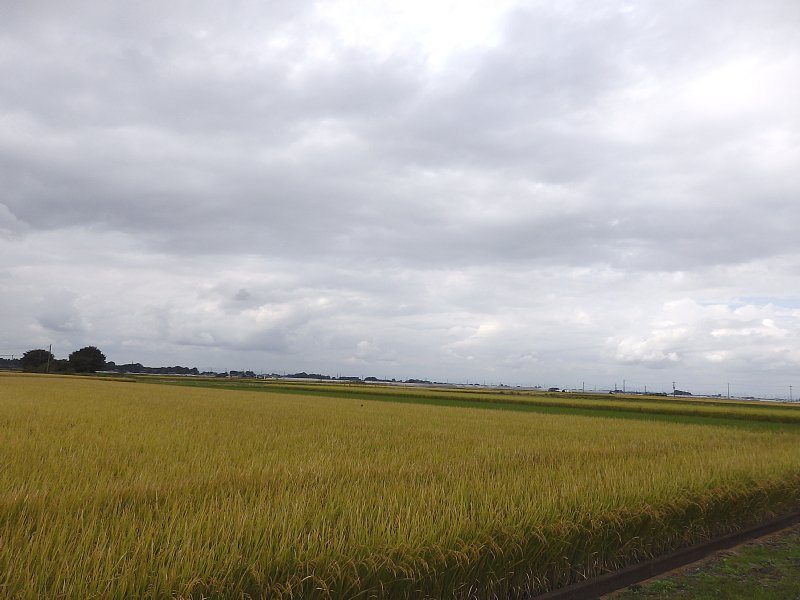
[2,1,799,397]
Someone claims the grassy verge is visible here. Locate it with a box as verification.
[609,525,800,599]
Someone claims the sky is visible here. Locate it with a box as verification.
[2,0,799,397]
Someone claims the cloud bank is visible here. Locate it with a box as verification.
[2,0,799,396]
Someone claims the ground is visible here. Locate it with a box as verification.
[608,524,800,599]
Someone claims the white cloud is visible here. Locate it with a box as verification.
[610,299,800,380]
[1,1,799,396]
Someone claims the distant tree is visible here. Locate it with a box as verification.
[20,349,55,372]
[50,359,72,374]
[0,357,22,370]
[68,346,106,373]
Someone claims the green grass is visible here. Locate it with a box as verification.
[2,373,800,598]
[611,525,800,599]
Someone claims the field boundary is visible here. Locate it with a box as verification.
[534,508,800,600]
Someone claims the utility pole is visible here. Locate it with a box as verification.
[623,379,626,393]
[582,381,585,392]
[727,383,730,399]
[46,344,51,374]
[791,385,794,402]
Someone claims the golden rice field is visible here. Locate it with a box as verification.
[2,373,800,599]
[140,376,800,424]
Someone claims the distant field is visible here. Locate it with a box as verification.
[137,375,800,425]
[3,374,800,598]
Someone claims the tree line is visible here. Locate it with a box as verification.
[19,346,106,374]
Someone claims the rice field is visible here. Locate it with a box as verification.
[2,373,800,599]
[137,376,800,424]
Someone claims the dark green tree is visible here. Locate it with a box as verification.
[68,346,106,373]
[20,349,54,372]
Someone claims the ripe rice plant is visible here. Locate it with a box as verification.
[2,373,800,598]
[139,376,800,425]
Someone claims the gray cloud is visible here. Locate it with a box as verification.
[1,0,799,396]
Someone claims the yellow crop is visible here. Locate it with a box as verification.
[2,374,800,598]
